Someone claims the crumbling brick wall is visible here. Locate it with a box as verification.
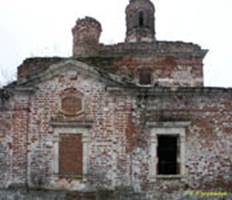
[17,64,231,192]
[0,89,30,188]
[1,64,232,194]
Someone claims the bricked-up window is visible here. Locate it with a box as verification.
[59,134,83,176]
[157,135,179,175]
[139,70,152,85]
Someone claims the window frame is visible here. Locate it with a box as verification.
[148,121,190,181]
[136,68,153,87]
[51,122,91,180]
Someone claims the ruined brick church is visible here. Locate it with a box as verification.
[0,0,231,199]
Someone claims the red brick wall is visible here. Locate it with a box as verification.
[2,66,231,192]
[114,56,204,87]
[0,94,29,187]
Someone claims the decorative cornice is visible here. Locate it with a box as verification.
[50,120,94,128]
[146,121,191,128]
[106,86,232,96]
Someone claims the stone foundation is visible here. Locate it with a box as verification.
[0,188,231,200]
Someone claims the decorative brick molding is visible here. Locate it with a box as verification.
[60,88,84,117]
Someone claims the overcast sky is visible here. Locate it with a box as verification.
[0,0,232,87]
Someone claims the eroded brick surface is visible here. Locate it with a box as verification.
[2,70,232,194]
[0,0,231,199]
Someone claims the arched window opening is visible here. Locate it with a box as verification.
[139,70,152,85]
[139,11,144,27]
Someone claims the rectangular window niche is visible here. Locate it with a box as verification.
[51,121,92,180]
[148,121,190,182]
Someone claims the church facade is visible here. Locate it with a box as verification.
[0,0,231,199]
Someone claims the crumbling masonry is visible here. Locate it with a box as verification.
[0,0,232,199]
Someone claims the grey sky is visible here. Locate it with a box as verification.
[0,0,232,87]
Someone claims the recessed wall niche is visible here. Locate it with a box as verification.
[60,88,84,116]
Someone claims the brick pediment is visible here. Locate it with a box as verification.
[17,59,122,87]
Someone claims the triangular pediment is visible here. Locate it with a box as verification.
[16,59,123,87]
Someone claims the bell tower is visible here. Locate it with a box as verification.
[125,0,155,43]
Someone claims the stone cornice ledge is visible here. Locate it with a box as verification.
[3,87,36,96]
[50,120,94,128]
[155,175,185,179]
[107,86,232,96]
[146,121,191,128]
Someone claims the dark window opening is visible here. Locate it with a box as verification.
[139,70,152,85]
[139,11,144,27]
[157,135,178,175]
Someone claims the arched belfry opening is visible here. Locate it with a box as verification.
[139,11,144,27]
[126,0,155,43]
